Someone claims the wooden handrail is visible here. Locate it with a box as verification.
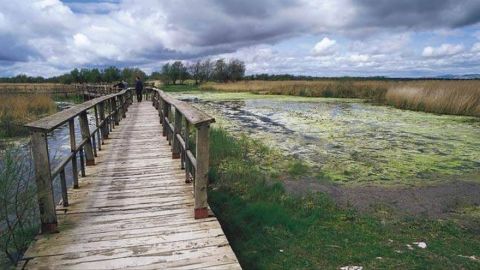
[25,89,133,234]
[149,87,215,219]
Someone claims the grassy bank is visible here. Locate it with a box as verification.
[201,80,480,117]
[208,128,480,269]
[0,95,57,138]
[160,83,200,92]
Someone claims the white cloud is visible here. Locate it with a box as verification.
[312,37,337,56]
[422,43,464,58]
[349,54,369,62]
[472,42,480,52]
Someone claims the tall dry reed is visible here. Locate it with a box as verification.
[201,80,390,99]
[0,95,57,137]
[385,81,480,117]
[201,80,480,117]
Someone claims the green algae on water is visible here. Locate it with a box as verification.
[175,91,480,186]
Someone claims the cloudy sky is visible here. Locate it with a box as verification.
[1,0,480,77]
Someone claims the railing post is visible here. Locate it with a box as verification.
[94,106,102,151]
[79,111,95,166]
[99,101,107,139]
[60,169,69,207]
[68,119,79,188]
[172,109,182,159]
[114,97,120,125]
[121,95,127,118]
[30,131,58,233]
[194,124,210,219]
[159,98,164,124]
[162,102,169,137]
[184,120,190,182]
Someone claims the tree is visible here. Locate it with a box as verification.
[170,61,185,84]
[103,66,121,83]
[199,59,213,83]
[70,68,80,83]
[189,60,202,85]
[86,68,102,83]
[227,59,245,82]
[213,59,228,82]
[161,63,172,85]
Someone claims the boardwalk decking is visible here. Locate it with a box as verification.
[21,102,241,269]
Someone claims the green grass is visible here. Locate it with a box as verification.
[208,128,480,269]
[161,83,200,92]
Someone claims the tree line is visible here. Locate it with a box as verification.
[0,67,147,84]
[150,58,245,85]
[0,58,245,85]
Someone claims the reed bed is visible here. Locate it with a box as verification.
[201,80,390,99]
[0,95,57,137]
[201,80,480,117]
[0,83,76,95]
[385,81,480,117]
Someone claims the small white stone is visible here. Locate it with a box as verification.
[279,249,284,253]
[340,266,363,270]
[413,242,427,249]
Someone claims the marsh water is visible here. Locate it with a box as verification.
[0,101,97,204]
[174,92,480,186]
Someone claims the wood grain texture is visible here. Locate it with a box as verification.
[21,102,241,270]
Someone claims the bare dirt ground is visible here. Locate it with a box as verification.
[283,176,480,222]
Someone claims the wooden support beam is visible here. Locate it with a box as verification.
[79,111,95,166]
[59,169,69,207]
[162,102,169,137]
[68,119,79,188]
[194,124,210,219]
[184,120,191,182]
[98,101,107,139]
[114,97,120,125]
[30,131,58,233]
[94,106,102,151]
[172,109,182,159]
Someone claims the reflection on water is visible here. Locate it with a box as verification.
[177,92,480,184]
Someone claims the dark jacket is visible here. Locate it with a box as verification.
[135,80,143,92]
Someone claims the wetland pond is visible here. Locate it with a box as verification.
[175,92,480,216]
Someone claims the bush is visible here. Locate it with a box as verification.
[0,147,38,267]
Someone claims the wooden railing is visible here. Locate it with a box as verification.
[74,84,119,98]
[25,89,133,233]
[149,87,215,219]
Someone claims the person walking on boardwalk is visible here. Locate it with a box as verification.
[135,76,144,102]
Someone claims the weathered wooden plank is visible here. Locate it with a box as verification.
[25,90,128,132]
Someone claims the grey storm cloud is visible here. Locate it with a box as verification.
[150,0,480,52]
[352,0,480,28]
[0,0,480,76]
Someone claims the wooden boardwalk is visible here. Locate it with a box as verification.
[21,102,241,269]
